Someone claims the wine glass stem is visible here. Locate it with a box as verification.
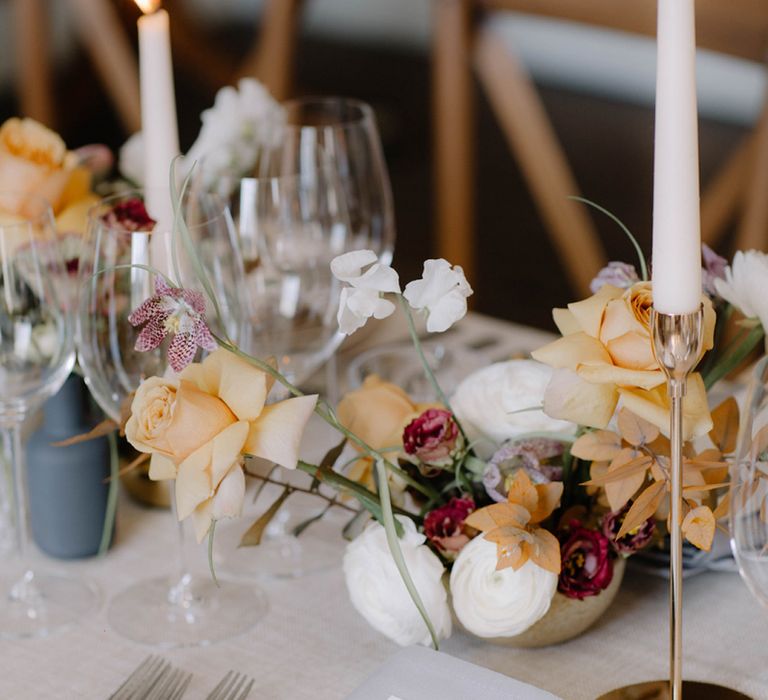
[169,482,190,580]
[2,422,29,563]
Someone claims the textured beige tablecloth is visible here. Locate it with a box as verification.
[2,314,766,699]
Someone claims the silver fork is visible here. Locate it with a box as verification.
[109,656,171,700]
[145,667,193,700]
[205,670,255,700]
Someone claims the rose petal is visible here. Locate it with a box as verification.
[200,348,269,421]
[542,368,618,429]
[576,363,665,390]
[552,308,581,336]
[244,394,318,469]
[175,441,214,520]
[211,465,245,519]
[192,499,214,543]
[148,452,177,480]
[210,420,249,489]
[531,332,613,371]
[567,284,622,338]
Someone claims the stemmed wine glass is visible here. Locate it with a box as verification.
[730,355,768,607]
[77,189,266,646]
[0,195,98,638]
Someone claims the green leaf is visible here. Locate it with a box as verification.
[312,436,346,491]
[239,488,292,547]
[292,504,333,538]
[568,196,648,281]
[375,458,439,650]
[98,431,119,557]
[703,323,765,390]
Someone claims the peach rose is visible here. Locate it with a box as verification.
[0,118,97,233]
[126,349,318,541]
[337,375,432,489]
[532,282,715,440]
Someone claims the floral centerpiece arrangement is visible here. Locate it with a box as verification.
[112,175,767,649]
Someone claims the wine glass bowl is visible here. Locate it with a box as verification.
[730,355,768,609]
[0,196,96,639]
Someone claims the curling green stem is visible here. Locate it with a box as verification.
[208,519,219,587]
[98,431,119,556]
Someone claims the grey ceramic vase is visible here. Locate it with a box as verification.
[27,374,112,558]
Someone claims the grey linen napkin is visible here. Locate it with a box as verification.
[345,646,562,700]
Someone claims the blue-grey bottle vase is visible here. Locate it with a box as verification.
[26,374,112,559]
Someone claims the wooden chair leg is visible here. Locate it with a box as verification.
[433,0,476,284]
[700,132,754,249]
[13,0,54,126]
[474,24,605,297]
[237,0,305,101]
[68,0,141,133]
[735,100,768,252]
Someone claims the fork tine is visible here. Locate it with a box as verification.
[169,671,193,700]
[147,667,186,700]
[109,655,153,700]
[234,678,255,700]
[141,659,172,699]
[206,670,233,700]
[226,674,249,700]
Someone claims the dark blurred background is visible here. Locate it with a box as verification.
[1,0,759,330]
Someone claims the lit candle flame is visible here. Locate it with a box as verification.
[135,0,161,14]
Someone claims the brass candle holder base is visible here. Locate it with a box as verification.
[597,680,752,699]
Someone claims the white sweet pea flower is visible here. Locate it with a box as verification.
[450,535,557,638]
[714,250,768,331]
[343,517,452,647]
[403,259,473,333]
[331,250,400,335]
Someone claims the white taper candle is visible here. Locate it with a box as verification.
[651,0,702,314]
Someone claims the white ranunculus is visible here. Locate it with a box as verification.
[343,517,452,647]
[331,250,401,335]
[450,360,577,459]
[714,250,768,332]
[450,535,557,638]
[403,259,473,333]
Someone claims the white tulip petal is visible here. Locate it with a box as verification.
[212,465,245,519]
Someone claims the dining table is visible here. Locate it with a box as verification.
[2,310,766,700]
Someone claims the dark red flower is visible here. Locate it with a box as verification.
[423,497,475,560]
[403,408,459,466]
[602,504,655,555]
[102,198,156,232]
[558,521,613,600]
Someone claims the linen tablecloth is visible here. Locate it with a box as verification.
[1,312,766,699]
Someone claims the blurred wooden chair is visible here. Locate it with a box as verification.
[13,0,141,132]
[433,0,768,296]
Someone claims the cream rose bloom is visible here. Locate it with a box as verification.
[450,360,576,459]
[343,517,452,647]
[449,535,557,638]
[531,282,715,440]
[126,348,317,541]
[0,118,97,230]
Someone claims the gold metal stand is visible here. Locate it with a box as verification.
[597,308,751,700]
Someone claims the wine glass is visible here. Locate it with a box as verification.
[77,189,266,647]
[730,355,768,607]
[0,195,98,639]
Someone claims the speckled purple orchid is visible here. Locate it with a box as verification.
[701,243,728,298]
[589,261,640,294]
[483,438,564,503]
[128,277,217,372]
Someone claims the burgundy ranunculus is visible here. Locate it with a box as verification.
[423,497,475,560]
[602,505,655,555]
[102,198,156,232]
[558,521,614,600]
[403,408,459,466]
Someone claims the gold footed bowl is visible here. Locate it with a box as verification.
[483,558,625,648]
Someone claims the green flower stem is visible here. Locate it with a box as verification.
[398,295,452,410]
[213,334,441,502]
[375,458,439,650]
[98,430,119,556]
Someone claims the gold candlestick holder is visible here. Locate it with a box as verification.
[598,307,750,700]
